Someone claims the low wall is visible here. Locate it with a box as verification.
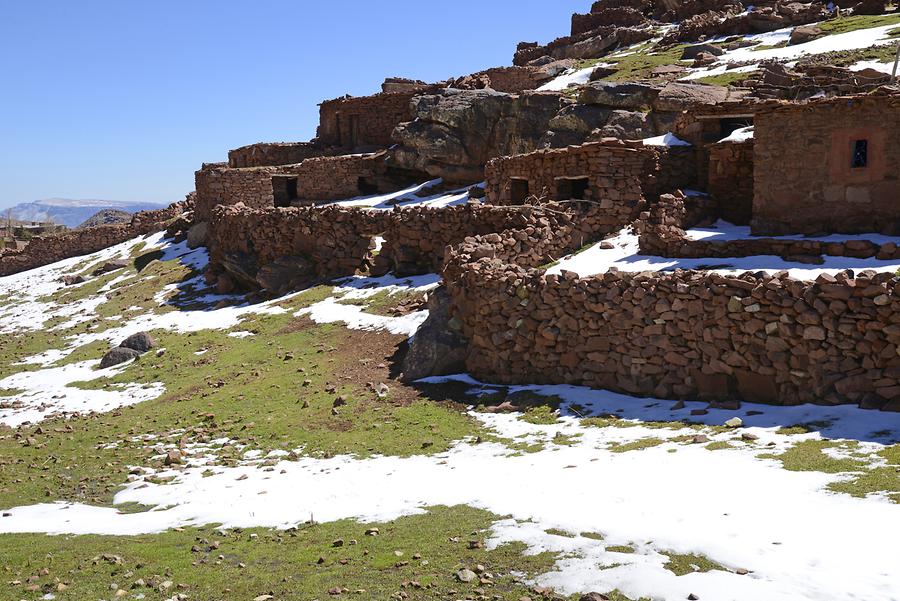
[638,193,900,261]
[443,219,900,410]
[0,203,184,277]
[228,142,328,168]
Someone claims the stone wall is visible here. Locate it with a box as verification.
[443,214,900,410]
[318,91,430,149]
[195,163,282,222]
[484,140,696,209]
[708,139,754,225]
[753,93,900,235]
[291,153,386,203]
[638,192,900,261]
[228,142,327,168]
[450,67,551,94]
[0,203,184,277]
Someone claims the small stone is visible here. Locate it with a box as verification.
[692,435,710,444]
[332,538,344,547]
[456,568,477,583]
[724,417,743,428]
[741,432,759,441]
[365,527,380,536]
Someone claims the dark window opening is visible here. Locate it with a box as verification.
[852,139,868,169]
[334,113,342,146]
[556,177,590,201]
[272,176,299,208]
[358,177,379,196]
[510,178,530,204]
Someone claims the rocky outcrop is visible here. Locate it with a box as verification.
[100,347,141,369]
[401,288,467,382]
[391,89,564,183]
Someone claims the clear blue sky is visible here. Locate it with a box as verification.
[0,1,586,208]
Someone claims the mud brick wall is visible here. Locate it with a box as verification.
[753,94,900,236]
[0,203,184,277]
[318,91,424,149]
[445,226,900,410]
[228,142,328,168]
[708,139,754,225]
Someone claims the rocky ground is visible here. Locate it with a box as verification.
[0,232,897,601]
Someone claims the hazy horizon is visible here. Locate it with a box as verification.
[0,0,585,209]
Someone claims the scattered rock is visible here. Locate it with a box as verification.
[790,25,824,46]
[99,347,141,369]
[401,287,467,381]
[120,332,156,353]
[724,417,744,428]
[186,221,209,249]
[456,568,477,583]
[92,258,129,276]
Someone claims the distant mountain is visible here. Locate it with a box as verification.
[5,198,165,229]
[76,209,134,229]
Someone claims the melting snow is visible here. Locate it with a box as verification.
[537,65,601,91]
[0,360,165,428]
[642,133,691,147]
[326,179,479,209]
[548,226,900,280]
[296,273,440,337]
[718,126,754,143]
[1,379,897,601]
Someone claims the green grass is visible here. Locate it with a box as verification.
[606,545,635,554]
[818,13,900,36]
[0,254,485,510]
[759,440,900,503]
[602,43,691,82]
[0,505,569,601]
[608,438,665,453]
[662,552,728,577]
[693,69,757,87]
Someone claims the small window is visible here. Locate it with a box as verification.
[852,139,868,169]
[358,177,379,196]
[556,177,590,201]
[509,178,530,204]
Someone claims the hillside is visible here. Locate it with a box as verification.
[8,198,165,228]
[75,208,133,229]
[1,2,900,601]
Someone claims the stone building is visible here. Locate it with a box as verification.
[317,89,437,150]
[753,92,900,235]
[485,139,697,207]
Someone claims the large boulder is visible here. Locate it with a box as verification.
[220,251,259,290]
[790,25,824,45]
[391,89,563,183]
[544,104,614,147]
[92,258,129,276]
[578,81,660,109]
[120,332,156,353]
[255,255,315,295]
[186,221,209,249]
[652,82,735,112]
[681,43,725,60]
[401,288,467,382]
[591,110,653,140]
[100,347,141,369]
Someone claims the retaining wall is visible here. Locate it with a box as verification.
[0,203,184,277]
[443,216,900,410]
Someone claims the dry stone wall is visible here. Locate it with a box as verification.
[0,203,184,277]
[228,142,328,168]
[638,192,900,261]
[485,140,696,210]
[318,90,439,149]
[194,163,305,222]
[444,218,900,411]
